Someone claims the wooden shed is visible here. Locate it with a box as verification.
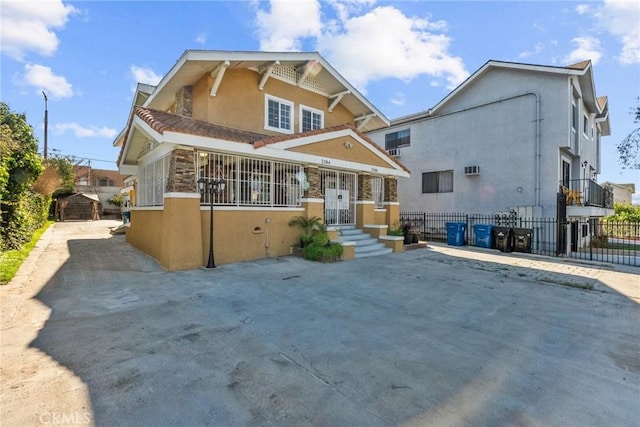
[57,193,101,221]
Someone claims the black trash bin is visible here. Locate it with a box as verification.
[493,226,513,252]
[512,228,533,253]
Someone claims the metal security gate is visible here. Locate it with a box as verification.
[320,170,357,225]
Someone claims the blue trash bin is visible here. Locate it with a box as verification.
[473,224,493,248]
[445,222,467,246]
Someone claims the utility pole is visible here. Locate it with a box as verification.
[42,91,48,159]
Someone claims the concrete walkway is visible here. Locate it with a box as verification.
[1,220,638,426]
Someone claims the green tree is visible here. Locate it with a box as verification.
[0,102,45,250]
[616,97,640,169]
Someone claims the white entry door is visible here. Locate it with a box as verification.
[320,170,357,225]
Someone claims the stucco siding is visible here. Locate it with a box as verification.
[189,69,355,136]
[368,69,579,217]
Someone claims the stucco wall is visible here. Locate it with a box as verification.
[201,208,304,265]
[127,209,164,262]
[191,69,354,135]
[367,68,601,218]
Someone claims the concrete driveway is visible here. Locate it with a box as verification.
[2,220,639,426]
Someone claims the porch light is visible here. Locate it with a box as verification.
[197,176,227,269]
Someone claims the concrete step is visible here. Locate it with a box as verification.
[355,247,393,258]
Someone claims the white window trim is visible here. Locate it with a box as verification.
[265,94,294,134]
[299,104,324,132]
[583,113,589,137]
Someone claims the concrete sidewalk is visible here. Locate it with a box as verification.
[1,220,639,426]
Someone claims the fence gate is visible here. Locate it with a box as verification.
[320,170,356,225]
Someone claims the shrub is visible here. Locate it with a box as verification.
[303,230,344,262]
[1,190,48,251]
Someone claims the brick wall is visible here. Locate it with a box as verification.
[166,149,196,193]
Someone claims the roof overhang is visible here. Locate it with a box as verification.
[121,118,408,178]
[428,60,600,117]
[142,50,389,132]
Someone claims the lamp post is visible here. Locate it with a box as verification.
[197,176,226,269]
[42,91,48,159]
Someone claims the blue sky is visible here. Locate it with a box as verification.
[1,0,638,198]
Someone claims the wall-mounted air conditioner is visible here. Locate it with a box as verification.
[387,148,400,157]
[464,165,480,175]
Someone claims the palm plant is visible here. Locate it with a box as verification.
[288,215,323,247]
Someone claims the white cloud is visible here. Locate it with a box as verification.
[54,122,117,138]
[519,42,545,59]
[318,6,468,90]
[592,0,640,64]
[390,92,405,106]
[256,0,322,51]
[0,0,77,60]
[254,1,468,91]
[563,36,603,65]
[22,64,73,98]
[195,33,207,45]
[575,4,590,15]
[130,65,162,85]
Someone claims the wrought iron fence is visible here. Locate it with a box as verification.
[399,211,639,267]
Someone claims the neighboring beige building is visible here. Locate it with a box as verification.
[73,166,127,216]
[601,182,635,205]
[114,50,409,271]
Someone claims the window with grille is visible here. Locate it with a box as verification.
[422,170,453,193]
[371,176,384,208]
[197,151,303,207]
[385,129,410,150]
[265,95,293,133]
[137,154,170,206]
[300,105,323,132]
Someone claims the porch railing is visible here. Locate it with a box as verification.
[559,179,614,208]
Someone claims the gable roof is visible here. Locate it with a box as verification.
[135,107,267,143]
[118,107,408,177]
[253,123,410,174]
[139,50,389,132]
[391,59,606,126]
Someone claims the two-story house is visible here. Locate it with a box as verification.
[114,50,409,270]
[367,59,613,223]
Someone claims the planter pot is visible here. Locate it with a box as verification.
[404,234,412,244]
[412,233,419,244]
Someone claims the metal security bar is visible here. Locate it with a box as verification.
[196,152,303,207]
[371,176,384,208]
[138,154,170,207]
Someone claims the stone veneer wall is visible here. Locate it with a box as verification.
[384,177,398,202]
[305,166,322,199]
[358,174,372,200]
[176,86,193,117]
[166,149,197,193]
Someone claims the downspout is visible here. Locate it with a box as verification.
[397,92,542,207]
[531,91,541,207]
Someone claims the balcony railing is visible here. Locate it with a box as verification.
[559,179,614,209]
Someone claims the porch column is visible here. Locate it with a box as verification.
[160,148,202,271]
[302,165,323,221]
[166,148,197,192]
[383,176,400,228]
[356,173,375,228]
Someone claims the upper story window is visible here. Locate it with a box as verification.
[300,105,324,132]
[422,170,453,193]
[583,114,589,137]
[385,129,411,150]
[265,95,293,134]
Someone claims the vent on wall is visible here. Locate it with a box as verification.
[464,165,480,175]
